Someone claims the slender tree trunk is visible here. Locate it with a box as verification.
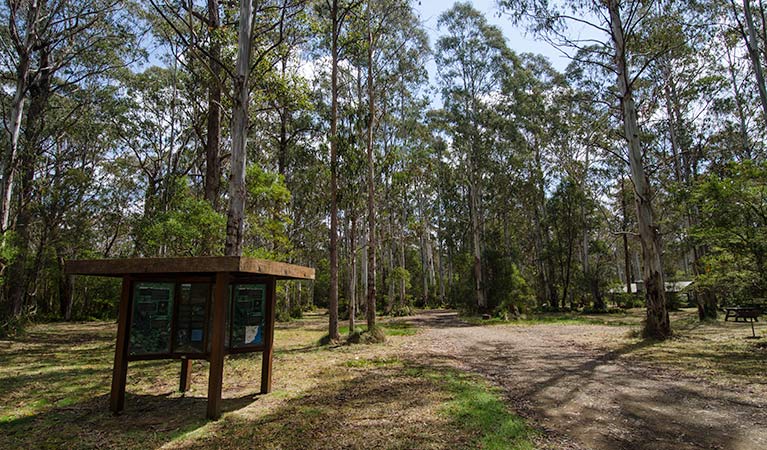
[469,179,485,310]
[57,253,73,320]
[349,214,357,333]
[365,15,377,329]
[204,0,222,212]
[327,0,341,340]
[1,3,41,235]
[608,0,670,339]
[723,35,751,158]
[742,0,767,121]
[581,148,604,311]
[2,80,27,234]
[532,145,557,308]
[224,0,254,256]
[398,210,406,306]
[8,45,52,317]
[620,178,633,294]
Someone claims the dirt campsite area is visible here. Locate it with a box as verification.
[1,309,766,449]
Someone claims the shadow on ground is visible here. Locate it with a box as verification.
[0,391,256,449]
[169,361,470,450]
[412,323,767,450]
[398,310,475,329]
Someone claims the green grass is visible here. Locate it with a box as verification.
[344,356,401,368]
[406,366,537,450]
[462,311,637,327]
[1,317,537,449]
[337,322,417,337]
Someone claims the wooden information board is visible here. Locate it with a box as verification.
[64,256,315,420]
[125,281,270,357]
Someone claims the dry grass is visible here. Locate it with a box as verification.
[603,308,767,390]
[0,312,534,450]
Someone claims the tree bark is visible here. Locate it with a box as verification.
[203,0,222,212]
[620,180,633,294]
[742,0,767,122]
[608,0,671,339]
[224,0,254,257]
[365,13,377,329]
[8,45,52,317]
[348,214,357,333]
[1,3,42,234]
[469,179,485,310]
[327,0,340,340]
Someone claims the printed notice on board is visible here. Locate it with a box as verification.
[245,325,262,344]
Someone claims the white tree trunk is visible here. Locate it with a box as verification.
[608,0,670,339]
[224,0,254,256]
[469,179,486,309]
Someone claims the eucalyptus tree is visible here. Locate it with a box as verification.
[499,0,677,338]
[356,0,428,326]
[726,0,767,121]
[147,0,307,255]
[312,0,364,340]
[0,0,141,319]
[436,2,512,311]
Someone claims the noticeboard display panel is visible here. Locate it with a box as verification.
[174,283,210,353]
[230,284,266,348]
[129,282,174,355]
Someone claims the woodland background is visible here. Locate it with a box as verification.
[1,0,766,340]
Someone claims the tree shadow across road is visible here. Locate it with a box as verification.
[412,322,767,450]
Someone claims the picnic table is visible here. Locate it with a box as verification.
[724,307,761,322]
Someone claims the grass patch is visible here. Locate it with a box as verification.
[2,314,512,449]
[462,313,635,327]
[407,366,537,450]
[344,356,401,368]
[338,322,416,337]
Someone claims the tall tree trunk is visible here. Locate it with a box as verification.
[398,209,406,307]
[327,0,341,340]
[581,148,603,311]
[469,179,485,310]
[204,0,222,213]
[608,0,670,339]
[348,214,357,333]
[365,15,377,329]
[58,253,73,320]
[8,46,52,317]
[742,0,767,122]
[224,0,254,256]
[620,178,633,294]
[1,3,41,234]
[723,34,752,158]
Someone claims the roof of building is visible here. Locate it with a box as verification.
[64,256,315,280]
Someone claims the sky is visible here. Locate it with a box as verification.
[413,0,573,69]
[413,0,572,106]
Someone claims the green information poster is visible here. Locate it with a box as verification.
[129,282,174,355]
[174,283,209,352]
[230,284,266,348]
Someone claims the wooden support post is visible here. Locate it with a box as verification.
[110,276,132,414]
[207,272,228,420]
[179,358,193,392]
[261,278,277,394]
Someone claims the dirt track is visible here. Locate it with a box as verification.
[399,310,767,450]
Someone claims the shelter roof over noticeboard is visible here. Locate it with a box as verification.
[65,256,315,280]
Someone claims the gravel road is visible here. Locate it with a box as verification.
[399,310,767,450]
